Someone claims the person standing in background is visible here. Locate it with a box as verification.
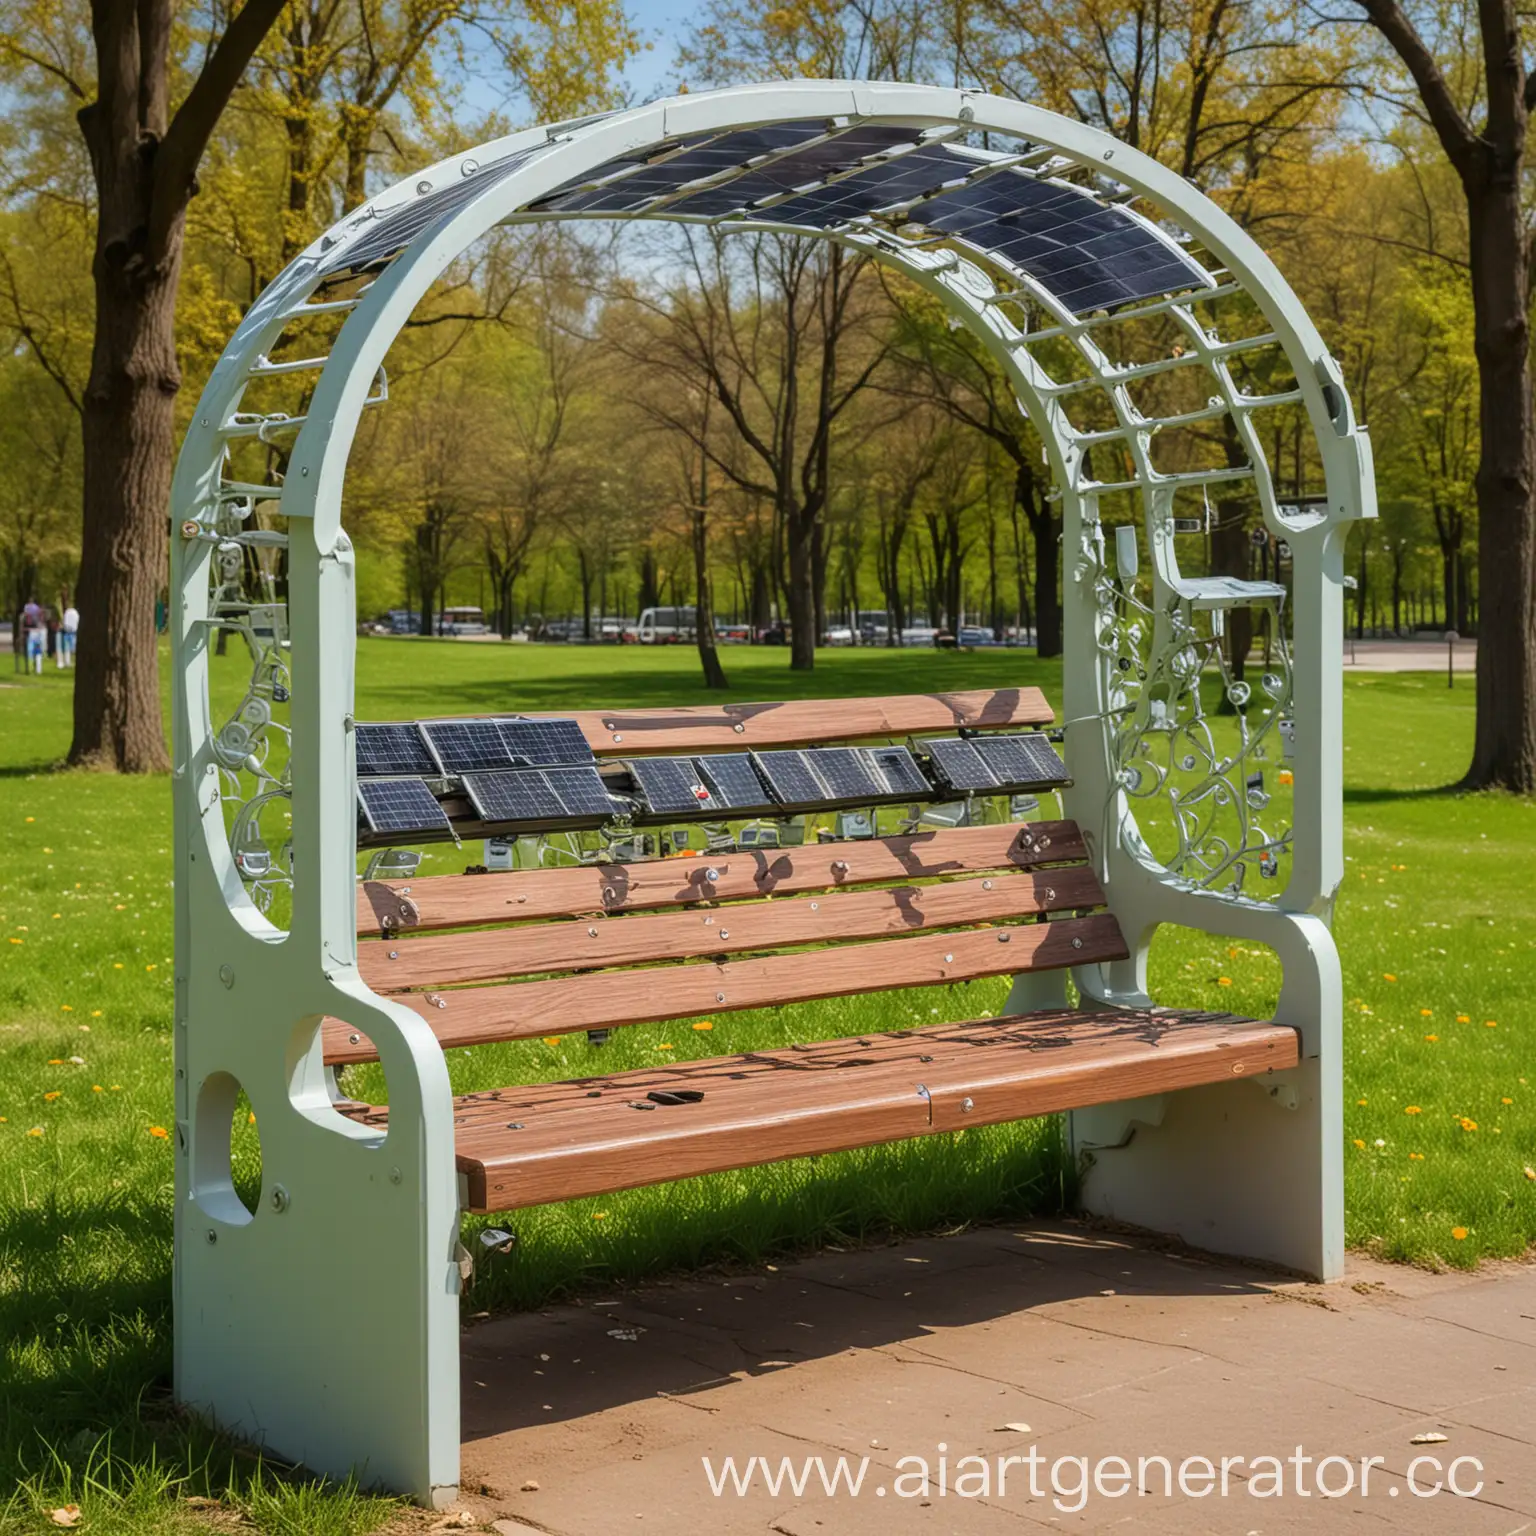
[22,597,46,676]
[58,597,79,669]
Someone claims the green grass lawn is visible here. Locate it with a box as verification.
[0,640,1531,1533]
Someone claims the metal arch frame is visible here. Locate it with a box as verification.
[168,79,1372,1504]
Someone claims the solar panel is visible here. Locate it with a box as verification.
[357,778,452,837]
[806,747,885,800]
[543,765,615,819]
[321,143,552,275]
[924,737,1000,792]
[913,168,1211,313]
[420,719,515,774]
[753,750,827,807]
[354,722,436,778]
[696,754,775,812]
[627,756,714,814]
[461,768,565,823]
[971,733,1068,788]
[499,718,594,766]
[865,745,930,797]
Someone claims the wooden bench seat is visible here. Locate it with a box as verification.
[330,692,1298,1219]
[339,1008,1298,1211]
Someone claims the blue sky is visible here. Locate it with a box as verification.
[621,0,689,102]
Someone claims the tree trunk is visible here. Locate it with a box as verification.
[787,510,816,671]
[1464,177,1536,789]
[69,248,178,772]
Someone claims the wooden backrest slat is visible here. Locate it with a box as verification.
[528,688,1053,756]
[358,821,1088,934]
[360,866,1106,991]
[324,912,1128,1065]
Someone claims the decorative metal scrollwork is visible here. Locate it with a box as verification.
[1091,528,1295,897]
[208,498,293,916]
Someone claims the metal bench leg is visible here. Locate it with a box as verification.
[173,993,462,1507]
[1068,921,1344,1281]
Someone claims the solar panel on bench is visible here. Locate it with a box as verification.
[696,754,774,812]
[499,718,594,766]
[354,722,436,778]
[925,737,999,792]
[543,765,615,819]
[462,769,565,822]
[865,745,930,797]
[421,719,514,773]
[972,733,1068,788]
[629,756,713,814]
[357,778,452,837]
[807,747,885,800]
[753,750,826,806]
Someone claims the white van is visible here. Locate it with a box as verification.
[437,606,490,636]
[636,605,697,644]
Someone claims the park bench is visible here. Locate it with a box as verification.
[169,80,1368,1508]
[335,692,1298,1212]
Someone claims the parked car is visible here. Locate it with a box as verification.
[958,625,996,646]
[383,609,420,635]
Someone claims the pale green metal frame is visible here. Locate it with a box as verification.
[168,80,1373,1504]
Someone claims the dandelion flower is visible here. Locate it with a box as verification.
[26,1127,42,1137]
[1484,1020,1498,1029]
[248,1111,256,1124]
[60,1005,71,1012]
[1357,1098,1367,1106]
[1383,973,1397,982]
[43,1091,60,1102]
[1451,1227,1468,1241]
[24,817,33,823]
[1456,1014,1470,1023]
[1424,1034,1439,1043]
[1502,1097,1513,1105]
[47,1058,64,1065]
[1217,976,1233,987]
[1278,770,1293,786]
[1409,1153,1424,1162]
[593,1212,608,1221]
[92,1086,102,1093]
[148,1125,169,1140]
[1404,1105,1422,1115]
[1524,1167,1535,1182]
[542,1037,561,1046]
[1352,1138,1366,1149]
[1459,1117,1478,1132]
[692,1021,714,1031]
[90,1010,101,1018]
[1420,1008,1433,1017]
[657,1043,674,1050]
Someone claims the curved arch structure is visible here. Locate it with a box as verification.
[170,81,1371,1504]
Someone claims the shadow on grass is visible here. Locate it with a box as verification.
[1342,782,1464,806]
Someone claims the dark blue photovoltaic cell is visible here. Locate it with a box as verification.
[914,167,1207,312]
[743,142,966,226]
[530,123,834,213]
[543,124,920,216]
[321,143,551,275]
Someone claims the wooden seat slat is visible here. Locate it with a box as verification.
[344,1009,1258,1135]
[423,1009,1299,1211]
[522,688,1053,756]
[359,867,1106,991]
[323,914,1129,1065]
[357,821,1088,934]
